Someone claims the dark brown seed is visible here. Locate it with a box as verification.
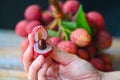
[38,39,46,50]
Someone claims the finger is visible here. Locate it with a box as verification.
[38,57,53,80]
[51,48,79,65]
[28,55,45,80]
[47,39,79,65]
[23,33,34,72]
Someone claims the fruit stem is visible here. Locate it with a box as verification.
[49,0,64,19]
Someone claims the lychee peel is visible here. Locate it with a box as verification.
[70,28,91,47]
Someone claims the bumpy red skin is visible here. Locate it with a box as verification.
[90,58,105,71]
[63,0,80,15]
[42,11,54,25]
[77,48,89,60]
[100,54,112,66]
[86,44,97,57]
[70,28,91,47]
[87,11,105,31]
[15,20,28,37]
[95,30,112,49]
[50,37,62,46]
[57,41,77,54]
[26,20,41,34]
[24,4,42,21]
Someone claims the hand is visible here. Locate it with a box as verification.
[22,33,120,80]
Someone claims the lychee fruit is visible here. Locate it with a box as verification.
[57,41,77,54]
[24,4,42,21]
[90,58,105,71]
[26,20,41,34]
[70,28,91,47]
[77,48,89,60]
[32,25,53,58]
[15,20,28,37]
[50,37,62,46]
[95,30,112,49]
[87,11,105,31]
[63,0,80,15]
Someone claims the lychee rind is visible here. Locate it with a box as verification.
[50,37,62,46]
[70,28,91,47]
[57,41,77,54]
[24,4,42,21]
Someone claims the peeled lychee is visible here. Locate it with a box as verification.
[63,0,80,15]
[95,30,112,49]
[26,20,41,34]
[24,4,42,21]
[50,37,62,46]
[77,48,89,60]
[87,11,105,31]
[57,41,77,54]
[70,28,91,47]
[15,20,28,37]
[32,26,53,58]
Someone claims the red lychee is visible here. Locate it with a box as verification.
[63,0,80,15]
[95,30,112,49]
[57,41,77,54]
[32,26,53,58]
[26,20,41,34]
[70,28,91,47]
[87,11,105,31]
[24,4,42,21]
[50,37,62,46]
[15,20,28,37]
[90,58,105,71]
[77,48,89,60]
[42,11,54,25]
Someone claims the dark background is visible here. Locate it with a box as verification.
[0,0,120,37]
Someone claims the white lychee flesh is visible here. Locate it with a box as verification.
[34,42,52,54]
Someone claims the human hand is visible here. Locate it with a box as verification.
[22,33,102,80]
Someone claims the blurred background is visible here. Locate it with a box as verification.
[0,0,120,37]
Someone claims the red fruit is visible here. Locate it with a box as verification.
[26,20,41,34]
[90,58,105,71]
[77,49,89,60]
[32,25,53,58]
[86,44,97,57]
[50,37,62,46]
[63,0,80,15]
[95,30,112,49]
[100,54,112,66]
[87,11,105,31]
[20,38,29,63]
[70,28,91,47]
[42,11,54,25]
[105,65,113,72]
[24,4,42,21]
[57,41,77,54]
[15,20,28,37]
[85,15,93,27]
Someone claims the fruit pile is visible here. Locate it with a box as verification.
[15,0,113,72]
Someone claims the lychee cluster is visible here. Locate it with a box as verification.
[15,0,113,72]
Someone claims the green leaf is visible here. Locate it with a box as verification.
[48,29,59,37]
[61,20,77,30]
[64,29,72,40]
[76,5,92,35]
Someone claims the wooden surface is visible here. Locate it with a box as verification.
[0,30,120,80]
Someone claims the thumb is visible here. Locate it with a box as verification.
[52,48,79,65]
[47,39,79,65]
